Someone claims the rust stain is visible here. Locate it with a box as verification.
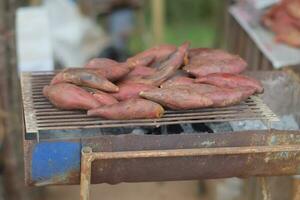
[33,169,79,186]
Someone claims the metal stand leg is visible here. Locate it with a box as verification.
[259,177,271,200]
[80,147,93,200]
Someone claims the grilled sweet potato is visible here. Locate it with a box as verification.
[126,55,155,69]
[112,82,156,101]
[140,85,213,110]
[84,58,131,81]
[127,42,190,86]
[126,65,156,78]
[87,98,165,119]
[202,89,245,107]
[43,83,102,110]
[93,91,118,105]
[85,58,119,69]
[183,48,247,77]
[195,73,264,93]
[127,44,176,68]
[80,87,119,105]
[51,68,119,92]
[160,76,194,88]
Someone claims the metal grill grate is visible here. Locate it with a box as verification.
[21,71,279,136]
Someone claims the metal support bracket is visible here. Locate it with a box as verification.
[80,145,300,200]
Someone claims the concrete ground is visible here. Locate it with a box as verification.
[45,181,206,200]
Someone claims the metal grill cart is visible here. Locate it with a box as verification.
[20,70,300,200]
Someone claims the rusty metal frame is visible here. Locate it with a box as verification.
[80,145,300,200]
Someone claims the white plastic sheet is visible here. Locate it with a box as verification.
[230,5,300,69]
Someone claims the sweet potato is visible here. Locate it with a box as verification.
[160,76,194,88]
[126,54,155,69]
[50,68,119,92]
[126,65,156,78]
[195,73,264,93]
[140,85,213,110]
[84,58,131,81]
[127,44,176,68]
[183,48,247,77]
[43,83,102,110]
[285,0,300,20]
[87,98,165,119]
[85,58,119,69]
[112,82,156,101]
[127,42,190,86]
[92,91,118,105]
[202,89,245,107]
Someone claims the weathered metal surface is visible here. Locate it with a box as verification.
[20,72,278,140]
[24,130,300,186]
[80,145,299,200]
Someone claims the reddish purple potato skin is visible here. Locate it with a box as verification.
[184,48,247,77]
[84,58,119,69]
[127,42,190,86]
[126,44,176,68]
[126,65,156,78]
[160,76,194,88]
[112,82,156,101]
[84,58,131,81]
[140,85,213,110]
[195,73,264,94]
[87,99,165,120]
[43,83,102,110]
[92,90,119,105]
[50,68,119,92]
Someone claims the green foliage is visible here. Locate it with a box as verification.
[165,0,219,24]
[129,0,221,53]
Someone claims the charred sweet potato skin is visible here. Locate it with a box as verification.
[87,99,165,119]
[43,83,102,110]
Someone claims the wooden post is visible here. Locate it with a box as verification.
[0,0,44,199]
[151,0,165,45]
